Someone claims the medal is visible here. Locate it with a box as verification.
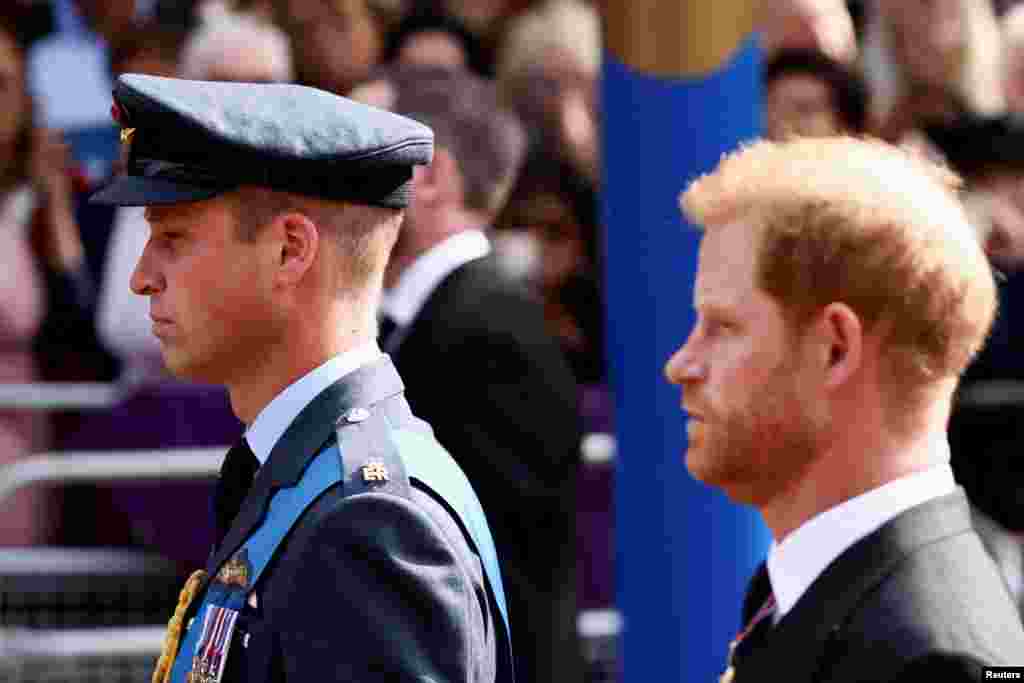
[187,604,240,683]
[215,551,251,590]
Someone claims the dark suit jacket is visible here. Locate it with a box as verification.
[187,358,509,682]
[734,490,1024,682]
[388,254,582,683]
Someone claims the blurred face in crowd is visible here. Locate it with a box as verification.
[115,48,179,79]
[664,218,825,505]
[881,0,964,90]
[396,31,468,70]
[765,72,842,139]
[1004,42,1024,113]
[76,0,136,41]
[499,192,584,291]
[131,195,282,383]
[761,0,857,65]
[0,27,26,154]
[443,0,510,36]
[348,76,395,109]
[275,0,382,94]
[969,169,1024,269]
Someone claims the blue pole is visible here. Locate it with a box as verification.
[602,4,773,681]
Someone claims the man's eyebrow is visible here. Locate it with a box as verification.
[143,206,167,224]
[145,205,198,228]
[694,299,737,318]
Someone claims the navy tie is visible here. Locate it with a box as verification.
[721,593,776,683]
[378,313,400,351]
[213,438,259,549]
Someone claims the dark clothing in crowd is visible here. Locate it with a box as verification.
[387,253,583,683]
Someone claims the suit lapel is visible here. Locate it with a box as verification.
[737,490,975,681]
[204,357,406,579]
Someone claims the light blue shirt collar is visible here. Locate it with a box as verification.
[244,342,383,466]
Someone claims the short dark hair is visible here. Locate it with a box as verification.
[0,19,34,184]
[925,112,1024,181]
[233,188,402,290]
[109,21,187,74]
[383,9,491,77]
[763,48,870,134]
[380,64,526,215]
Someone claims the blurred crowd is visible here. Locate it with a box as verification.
[0,0,605,543]
[1,0,1024,675]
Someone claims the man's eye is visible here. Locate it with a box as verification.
[706,320,734,335]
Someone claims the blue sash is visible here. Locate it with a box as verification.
[169,445,341,683]
[393,429,509,626]
[169,427,512,683]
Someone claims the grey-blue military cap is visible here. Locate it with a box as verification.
[91,74,434,208]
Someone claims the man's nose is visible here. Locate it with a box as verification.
[664,338,706,385]
[130,242,161,296]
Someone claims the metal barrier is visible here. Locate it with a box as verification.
[0,448,224,503]
[956,380,1024,409]
[0,383,124,411]
[0,626,164,683]
[0,546,186,682]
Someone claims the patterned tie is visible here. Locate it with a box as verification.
[720,593,776,683]
[213,438,259,549]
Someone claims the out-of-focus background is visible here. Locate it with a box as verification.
[0,0,1021,681]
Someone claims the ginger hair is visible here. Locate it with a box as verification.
[681,136,996,404]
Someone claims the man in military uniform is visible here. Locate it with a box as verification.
[91,74,513,683]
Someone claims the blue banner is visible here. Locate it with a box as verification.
[602,33,773,683]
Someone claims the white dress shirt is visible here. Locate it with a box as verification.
[766,438,958,623]
[244,342,383,466]
[380,229,490,328]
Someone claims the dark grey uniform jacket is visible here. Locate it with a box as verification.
[733,490,1024,682]
[186,358,512,682]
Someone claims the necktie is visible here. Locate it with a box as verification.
[720,593,776,683]
[213,438,259,549]
[378,312,400,351]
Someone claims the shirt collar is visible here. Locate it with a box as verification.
[380,229,490,327]
[244,341,382,466]
[766,438,956,621]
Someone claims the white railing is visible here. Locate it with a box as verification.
[0,448,226,503]
[956,380,1024,409]
[0,383,125,410]
[0,626,165,659]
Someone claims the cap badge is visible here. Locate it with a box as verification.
[361,462,389,483]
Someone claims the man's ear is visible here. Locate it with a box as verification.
[274,210,319,287]
[413,147,461,207]
[817,302,863,391]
